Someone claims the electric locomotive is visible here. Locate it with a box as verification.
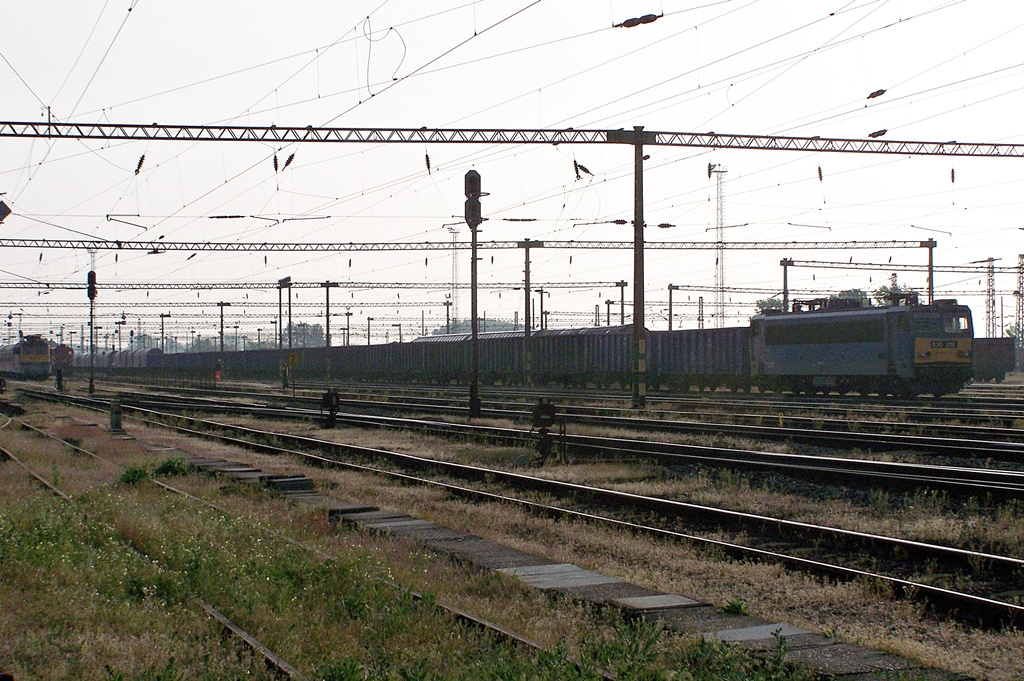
[750,296,972,397]
[0,334,53,378]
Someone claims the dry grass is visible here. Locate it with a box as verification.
[0,494,281,680]
[124,409,1024,681]
[207,412,1024,560]
[1,401,818,681]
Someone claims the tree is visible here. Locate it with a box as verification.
[837,289,870,306]
[873,274,917,306]
[286,322,324,347]
[755,298,784,314]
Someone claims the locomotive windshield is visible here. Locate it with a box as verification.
[944,312,971,334]
[912,311,972,335]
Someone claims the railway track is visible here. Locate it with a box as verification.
[0,418,305,679]
[28,387,1024,502]
[22,389,1024,629]
[88,380,1024,462]
[1,411,610,681]
[290,379,1024,426]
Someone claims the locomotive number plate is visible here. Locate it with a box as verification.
[930,340,957,348]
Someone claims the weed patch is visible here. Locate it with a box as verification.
[120,465,150,485]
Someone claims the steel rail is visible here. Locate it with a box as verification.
[405,385,1024,431]
[0,435,305,679]
[9,405,614,675]
[98,396,1024,552]
[288,380,1024,428]
[39,392,1024,573]
[110,381,1024,461]
[106,400,1024,628]
[61,386,1024,499]
[20,391,1024,625]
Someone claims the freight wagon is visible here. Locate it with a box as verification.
[972,337,1015,382]
[107,298,976,397]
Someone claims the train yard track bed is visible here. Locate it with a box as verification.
[10,387,1024,680]
[2,396,853,681]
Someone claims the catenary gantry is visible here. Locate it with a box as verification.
[4,121,1024,158]
[0,239,933,252]
[4,119,1013,408]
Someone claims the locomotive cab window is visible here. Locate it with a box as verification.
[912,310,971,335]
[944,313,970,334]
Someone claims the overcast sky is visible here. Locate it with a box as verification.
[2,0,1023,347]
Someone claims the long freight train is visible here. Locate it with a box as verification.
[93,297,977,397]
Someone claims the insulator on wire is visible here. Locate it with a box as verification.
[135,154,145,175]
[951,168,955,183]
[282,153,295,170]
[818,166,823,182]
[425,153,431,174]
[273,154,279,172]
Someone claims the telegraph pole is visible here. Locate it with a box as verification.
[608,126,655,409]
[518,239,542,384]
[617,280,628,325]
[159,313,171,352]
[322,281,338,347]
[668,284,679,330]
[217,302,231,352]
[781,259,793,312]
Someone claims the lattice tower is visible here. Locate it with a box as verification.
[711,166,728,328]
[447,226,459,321]
[987,258,997,338]
[1017,255,1023,349]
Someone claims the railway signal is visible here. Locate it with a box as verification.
[465,170,486,418]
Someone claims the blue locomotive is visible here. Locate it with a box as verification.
[104,297,976,397]
[749,297,972,397]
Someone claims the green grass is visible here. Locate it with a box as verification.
[153,457,194,476]
[119,465,150,484]
[0,495,276,680]
[1,452,818,681]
